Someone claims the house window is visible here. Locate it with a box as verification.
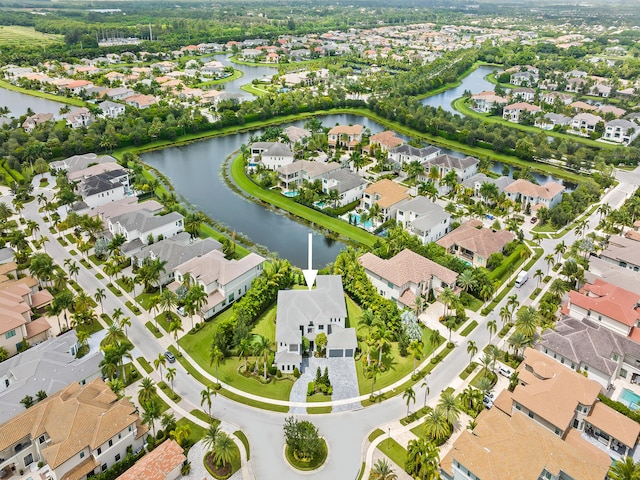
[318,325,324,330]
[102,464,108,472]
[238,289,241,295]
[80,452,85,459]
[115,454,120,462]
[528,411,534,419]
[24,453,33,466]
[5,330,15,339]
[39,435,46,444]
[555,428,561,436]
[613,354,619,361]
[108,440,113,447]
[228,293,235,302]
[620,369,628,378]
[584,365,589,371]
[98,447,102,455]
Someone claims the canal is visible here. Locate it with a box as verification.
[421,64,500,115]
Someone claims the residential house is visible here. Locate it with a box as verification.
[571,112,604,134]
[541,91,573,105]
[320,169,368,207]
[564,278,640,339]
[50,153,117,175]
[123,94,157,109]
[494,348,640,461]
[366,130,405,152]
[461,173,514,198]
[359,249,458,309]
[76,167,130,209]
[423,154,479,183]
[510,71,538,86]
[440,407,610,480]
[250,142,295,170]
[173,250,265,320]
[391,196,452,244]
[603,119,639,145]
[0,330,102,424]
[361,179,410,223]
[327,124,363,150]
[117,440,185,480]
[0,263,53,357]
[538,316,640,389]
[0,378,147,480]
[64,80,93,95]
[589,84,611,97]
[597,105,626,118]
[504,178,566,210]
[502,102,541,123]
[274,275,355,372]
[283,126,311,144]
[108,209,184,254]
[566,77,588,93]
[600,235,640,272]
[103,87,136,101]
[512,87,535,102]
[276,160,340,190]
[22,113,54,133]
[436,219,514,268]
[469,90,508,113]
[586,256,640,296]
[535,112,572,130]
[93,197,163,226]
[570,100,598,112]
[132,232,222,287]
[388,144,440,166]
[66,107,94,129]
[98,100,125,119]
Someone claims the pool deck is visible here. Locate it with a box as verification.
[611,379,640,409]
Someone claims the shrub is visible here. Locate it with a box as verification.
[293,367,300,378]
[156,429,164,440]
[276,369,282,378]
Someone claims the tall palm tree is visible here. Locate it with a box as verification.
[166,367,177,394]
[554,241,567,264]
[515,306,539,340]
[237,337,252,373]
[141,401,160,438]
[369,458,397,480]
[438,391,462,428]
[466,340,478,368]
[200,384,217,419]
[439,287,456,318]
[534,269,544,288]
[544,253,555,275]
[168,319,184,353]
[508,331,530,359]
[119,316,131,337]
[486,319,497,345]
[154,352,166,379]
[499,306,511,328]
[421,379,430,408]
[409,340,423,374]
[94,288,106,314]
[103,324,126,347]
[406,437,439,480]
[456,269,475,293]
[209,346,224,383]
[202,423,220,454]
[403,386,416,417]
[138,377,157,408]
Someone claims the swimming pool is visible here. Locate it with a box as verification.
[283,191,299,198]
[352,213,373,229]
[618,388,640,410]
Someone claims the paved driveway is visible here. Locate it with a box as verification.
[288,357,360,413]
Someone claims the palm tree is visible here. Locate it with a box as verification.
[456,269,475,293]
[202,423,220,453]
[515,306,539,339]
[141,401,160,438]
[608,456,640,480]
[237,337,252,373]
[211,431,235,468]
[421,379,430,408]
[439,287,456,318]
[94,288,106,314]
[138,377,157,408]
[103,324,126,347]
[534,269,544,288]
[154,352,166,379]
[369,458,397,480]
[200,384,217,419]
[554,240,567,264]
[466,340,478,368]
[405,437,439,480]
[119,316,131,337]
[544,253,555,275]
[409,340,423,374]
[486,319,497,345]
[170,423,191,448]
[438,390,462,427]
[499,306,511,328]
[403,386,416,417]
[253,334,272,380]
[506,294,520,316]
[168,319,184,353]
[159,288,178,322]
[166,367,177,394]
[209,345,225,384]
[422,407,450,442]
[186,284,207,328]
[508,331,530,359]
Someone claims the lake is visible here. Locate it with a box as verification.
[0,88,66,122]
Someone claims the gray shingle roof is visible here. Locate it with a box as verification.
[112,210,183,236]
[321,168,367,193]
[135,232,221,274]
[426,153,479,170]
[79,169,127,197]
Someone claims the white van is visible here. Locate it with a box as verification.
[515,271,529,288]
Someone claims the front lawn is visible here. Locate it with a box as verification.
[376,438,406,470]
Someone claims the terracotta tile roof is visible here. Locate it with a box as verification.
[0,378,140,469]
[569,279,640,327]
[571,101,598,111]
[363,179,409,209]
[504,101,541,112]
[587,401,640,448]
[61,455,100,480]
[440,408,610,480]
[513,348,601,432]
[359,249,458,288]
[117,440,185,480]
[504,178,565,200]
[328,124,363,135]
[25,317,51,338]
[368,130,404,149]
[436,220,514,258]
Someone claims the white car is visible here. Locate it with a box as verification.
[483,396,493,409]
[498,366,513,377]
[177,306,186,316]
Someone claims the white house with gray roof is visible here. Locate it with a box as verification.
[50,153,117,174]
[388,144,440,166]
[274,275,355,373]
[461,173,514,198]
[277,160,340,190]
[539,316,640,389]
[603,119,639,145]
[600,235,640,272]
[320,169,368,207]
[108,209,184,254]
[98,100,125,119]
[421,154,479,183]
[0,330,102,424]
[173,250,265,319]
[250,142,295,170]
[391,196,452,244]
[132,232,222,287]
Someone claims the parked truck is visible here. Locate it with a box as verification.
[515,270,529,288]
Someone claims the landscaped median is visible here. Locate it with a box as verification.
[229,154,379,247]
